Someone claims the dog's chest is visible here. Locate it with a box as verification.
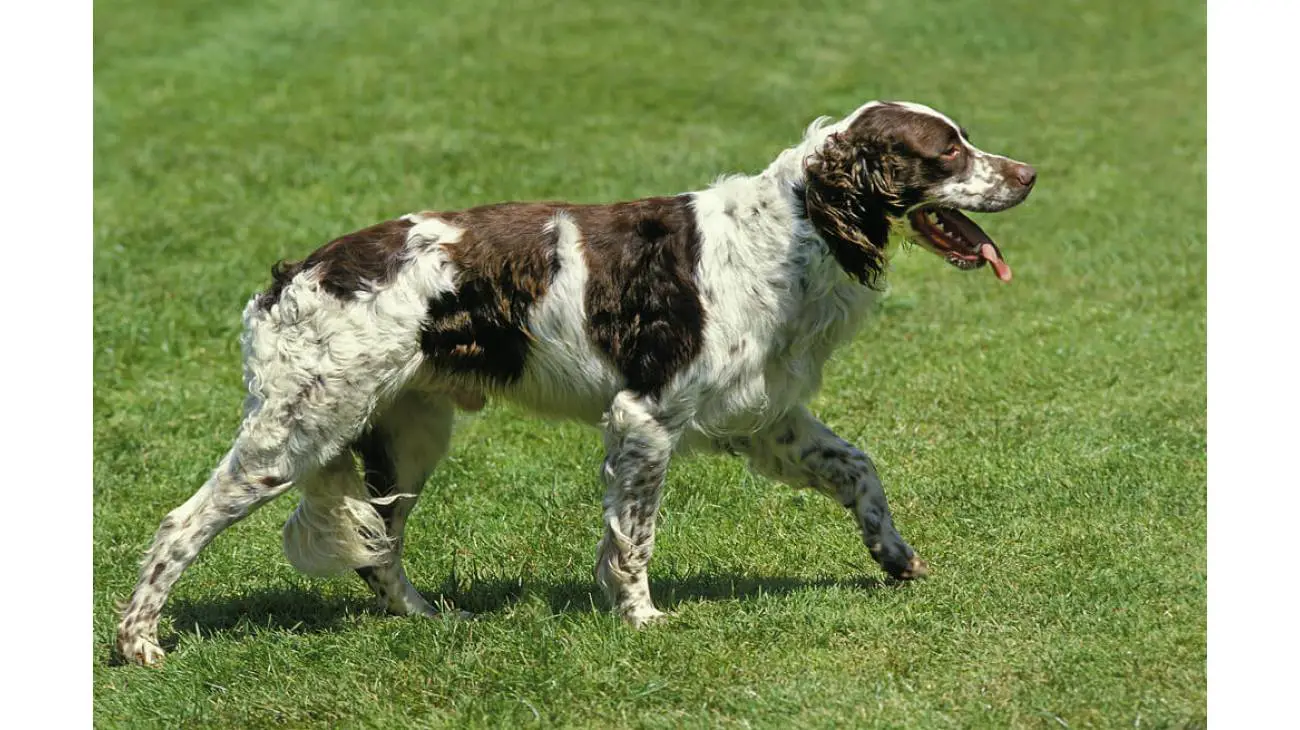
[695,241,876,433]
[767,260,875,393]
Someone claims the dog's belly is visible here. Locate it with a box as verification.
[493,339,624,425]
[411,310,845,435]
[510,367,621,425]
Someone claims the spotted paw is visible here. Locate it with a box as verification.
[622,606,667,629]
[395,594,472,621]
[372,580,468,619]
[117,633,166,667]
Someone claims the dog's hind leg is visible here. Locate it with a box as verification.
[722,406,928,580]
[348,391,463,617]
[595,392,680,627]
[114,374,412,667]
[117,327,422,665]
[113,423,348,667]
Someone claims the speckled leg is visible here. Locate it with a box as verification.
[594,392,678,627]
[115,445,300,666]
[724,406,927,580]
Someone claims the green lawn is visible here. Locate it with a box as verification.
[93,0,1206,727]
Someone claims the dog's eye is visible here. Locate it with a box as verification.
[940,145,962,159]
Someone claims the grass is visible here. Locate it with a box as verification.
[93,0,1206,727]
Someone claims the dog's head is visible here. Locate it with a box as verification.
[801,101,1036,287]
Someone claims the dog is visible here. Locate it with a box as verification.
[115,100,1035,666]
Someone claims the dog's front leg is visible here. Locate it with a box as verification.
[595,392,676,627]
[737,407,928,580]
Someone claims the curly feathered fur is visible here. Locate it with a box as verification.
[802,129,904,289]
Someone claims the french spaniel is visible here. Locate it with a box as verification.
[116,100,1035,666]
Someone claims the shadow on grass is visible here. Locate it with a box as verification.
[111,572,890,662]
[434,571,891,616]
[105,587,372,665]
[163,588,372,645]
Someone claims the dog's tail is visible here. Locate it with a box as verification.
[281,457,391,577]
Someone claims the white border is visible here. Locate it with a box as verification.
[1208,0,1300,725]
[0,0,92,725]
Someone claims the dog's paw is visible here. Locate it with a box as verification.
[622,606,667,629]
[872,541,929,581]
[895,555,929,580]
[116,633,166,667]
[383,586,473,620]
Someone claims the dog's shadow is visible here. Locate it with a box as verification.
[442,571,889,616]
[164,587,371,645]
[159,572,888,649]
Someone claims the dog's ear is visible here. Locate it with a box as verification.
[802,131,900,289]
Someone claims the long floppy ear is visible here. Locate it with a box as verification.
[802,131,900,289]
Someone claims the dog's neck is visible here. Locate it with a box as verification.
[691,129,884,352]
[749,123,892,290]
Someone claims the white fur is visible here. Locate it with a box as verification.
[240,215,466,577]
[282,455,391,576]
[410,112,885,438]
[930,150,1030,212]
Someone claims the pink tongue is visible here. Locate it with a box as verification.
[980,243,1012,283]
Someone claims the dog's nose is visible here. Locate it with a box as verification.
[1013,164,1037,187]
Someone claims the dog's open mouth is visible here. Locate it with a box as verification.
[907,207,1012,282]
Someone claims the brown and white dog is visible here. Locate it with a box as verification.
[115,100,1035,665]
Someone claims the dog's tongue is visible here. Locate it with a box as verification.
[980,243,1012,282]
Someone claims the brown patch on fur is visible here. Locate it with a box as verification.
[802,135,894,288]
[801,102,968,288]
[148,562,167,585]
[256,219,416,311]
[420,204,562,384]
[353,426,399,525]
[284,195,705,395]
[571,195,705,396]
